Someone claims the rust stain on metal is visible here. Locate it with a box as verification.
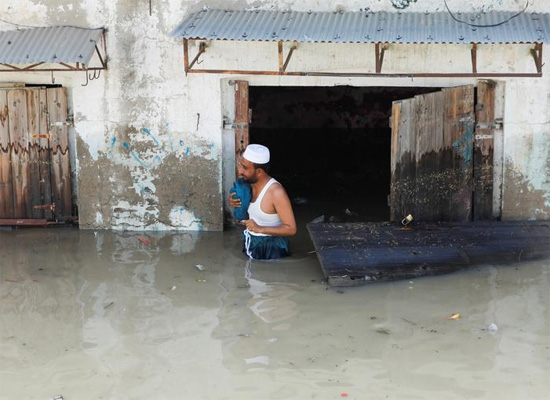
[33,203,56,212]
[31,133,51,139]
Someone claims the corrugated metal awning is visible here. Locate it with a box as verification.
[0,26,104,65]
[171,9,549,44]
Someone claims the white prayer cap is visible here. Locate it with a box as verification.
[243,144,270,164]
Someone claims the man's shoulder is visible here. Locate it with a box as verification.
[267,181,288,198]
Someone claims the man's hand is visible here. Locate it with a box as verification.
[243,219,261,233]
[228,192,242,208]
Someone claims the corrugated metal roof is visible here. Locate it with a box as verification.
[0,26,104,64]
[171,9,550,44]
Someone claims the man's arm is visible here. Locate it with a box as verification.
[244,185,297,236]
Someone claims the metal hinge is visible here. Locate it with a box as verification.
[50,121,72,127]
[223,122,248,129]
[475,134,494,140]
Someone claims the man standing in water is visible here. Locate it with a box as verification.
[229,144,297,259]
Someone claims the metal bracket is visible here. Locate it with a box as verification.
[183,39,207,74]
[471,43,477,73]
[476,118,503,131]
[375,43,388,73]
[223,122,248,129]
[278,41,298,73]
[530,43,543,74]
[50,121,73,127]
[475,134,494,140]
[34,203,56,212]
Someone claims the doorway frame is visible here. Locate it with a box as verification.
[220,77,505,226]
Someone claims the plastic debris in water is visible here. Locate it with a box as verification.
[488,323,499,333]
[341,391,348,397]
[448,313,461,320]
[138,236,150,245]
[195,264,205,271]
[171,286,177,291]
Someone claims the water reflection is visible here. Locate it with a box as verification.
[244,261,299,325]
[0,228,548,400]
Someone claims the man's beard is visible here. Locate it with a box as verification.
[241,175,258,184]
[242,174,257,184]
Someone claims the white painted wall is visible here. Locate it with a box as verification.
[0,0,548,229]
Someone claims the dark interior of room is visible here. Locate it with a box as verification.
[249,86,440,224]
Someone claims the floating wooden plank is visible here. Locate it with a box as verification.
[474,81,495,220]
[8,89,32,219]
[308,221,550,286]
[47,88,71,219]
[38,89,53,220]
[0,90,14,218]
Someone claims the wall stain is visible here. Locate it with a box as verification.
[503,162,550,220]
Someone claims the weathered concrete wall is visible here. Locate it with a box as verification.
[1,0,549,230]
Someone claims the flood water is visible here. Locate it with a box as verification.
[1,227,549,400]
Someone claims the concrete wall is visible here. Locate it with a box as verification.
[0,0,548,230]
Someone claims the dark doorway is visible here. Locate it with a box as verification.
[249,86,440,224]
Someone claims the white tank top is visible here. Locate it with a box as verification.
[248,178,282,236]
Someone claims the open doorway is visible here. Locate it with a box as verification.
[248,86,440,225]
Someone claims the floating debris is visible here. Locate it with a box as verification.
[309,215,325,224]
[448,313,461,320]
[195,264,205,271]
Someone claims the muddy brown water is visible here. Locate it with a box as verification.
[0,227,549,400]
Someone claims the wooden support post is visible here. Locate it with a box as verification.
[183,38,189,73]
[471,43,477,74]
[278,40,284,73]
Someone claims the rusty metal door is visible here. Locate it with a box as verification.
[390,85,476,222]
[0,87,72,223]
